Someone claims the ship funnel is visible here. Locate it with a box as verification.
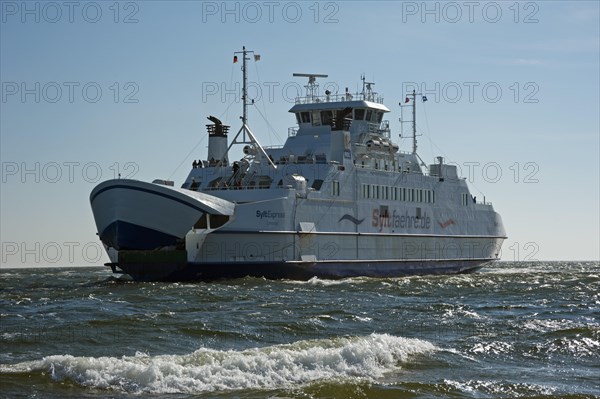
[206,116,229,137]
[206,115,230,166]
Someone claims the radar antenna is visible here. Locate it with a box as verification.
[359,74,377,101]
[293,73,328,101]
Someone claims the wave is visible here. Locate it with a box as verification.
[467,328,600,360]
[0,333,436,394]
[538,336,600,358]
[443,379,557,397]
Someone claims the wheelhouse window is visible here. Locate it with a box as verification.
[365,109,373,122]
[376,112,383,123]
[295,113,302,124]
[354,109,365,120]
[312,111,321,126]
[321,110,334,126]
[300,112,310,123]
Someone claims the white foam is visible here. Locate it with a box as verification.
[287,276,366,286]
[442,305,482,320]
[0,334,436,394]
[470,341,513,355]
[522,318,572,333]
[545,336,600,357]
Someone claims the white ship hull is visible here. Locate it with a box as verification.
[112,230,503,281]
[91,180,504,281]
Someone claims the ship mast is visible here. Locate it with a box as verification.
[400,89,422,155]
[410,89,418,154]
[225,47,276,168]
[240,46,249,126]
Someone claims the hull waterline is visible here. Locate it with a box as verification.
[113,255,494,282]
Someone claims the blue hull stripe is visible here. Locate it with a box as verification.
[100,220,180,250]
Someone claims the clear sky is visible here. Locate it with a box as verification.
[1,0,599,267]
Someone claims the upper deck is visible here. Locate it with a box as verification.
[289,98,390,113]
[290,74,390,114]
[296,90,384,104]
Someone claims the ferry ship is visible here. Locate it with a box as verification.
[90,47,506,281]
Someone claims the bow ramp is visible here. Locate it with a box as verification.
[90,179,235,251]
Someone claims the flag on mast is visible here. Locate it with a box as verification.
[422,95,428,102]
[254,54,261,61]
[233,55,238,63]
[404,97,410,103]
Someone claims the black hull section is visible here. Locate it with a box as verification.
[114,255,494,282]
[100,221,181,251]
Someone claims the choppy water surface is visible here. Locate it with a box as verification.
[1,261,598,398]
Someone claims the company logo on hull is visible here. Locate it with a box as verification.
[256,210,285,219]
[438,219,456,228]
[372,207,431,231]
[338,215,365,225]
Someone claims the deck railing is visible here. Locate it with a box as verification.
[295,92,384,105]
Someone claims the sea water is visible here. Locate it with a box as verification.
[1,262,598,398]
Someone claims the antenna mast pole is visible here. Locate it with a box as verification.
[361,73,365,96]
[241,46,249,127]
[234,46,253,134]
[411,89,417,154]
[400,90,424,158]
[227,47,277,168]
